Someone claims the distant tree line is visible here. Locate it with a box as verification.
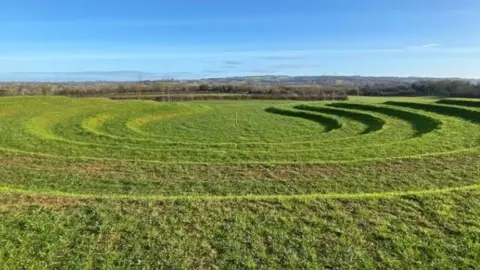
[0,81,348,101]
[0,79,478,99]
[349,80,480,97]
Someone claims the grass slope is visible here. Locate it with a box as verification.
[1,96,480,268]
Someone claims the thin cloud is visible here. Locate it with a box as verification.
[268,63,318,69]
[258,55,305,60]
[242,63,320,74]
[202,70,225,74]
[10,71,153,77]
[408,43,441,49]
[243,68,282,74]
[421,43,441,48]
[222,60,243,66]
[8,71,193,78]
[2,47,480,61]
[221,65,240,69]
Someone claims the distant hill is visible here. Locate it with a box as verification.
[1,73,478,86]
[196,75,478,86]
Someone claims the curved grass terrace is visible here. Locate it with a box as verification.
[1,96,480,268]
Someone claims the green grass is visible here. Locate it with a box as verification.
[436,98,480,108]
[1,96,480,268]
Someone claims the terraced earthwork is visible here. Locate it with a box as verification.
[0,96,479,199]
[2,96,480,268]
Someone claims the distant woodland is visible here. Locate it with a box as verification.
[351,80,480,97]
[0,76,478,99]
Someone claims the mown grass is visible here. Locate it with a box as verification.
[1,191,480,269]
[2,97,478,163]
[1,96,480,268]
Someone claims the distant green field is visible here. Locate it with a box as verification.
[1,96,479,268]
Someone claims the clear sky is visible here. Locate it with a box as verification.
[0,0,479,81]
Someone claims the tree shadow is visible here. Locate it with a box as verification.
[385,101,480,124]
[294,104,385,135]
[436,99,480,109]
[328,103,441,137]
[265,107,341,132]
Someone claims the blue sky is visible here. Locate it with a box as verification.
[0,0,479,81]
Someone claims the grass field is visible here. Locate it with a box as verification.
[1,96,480,268]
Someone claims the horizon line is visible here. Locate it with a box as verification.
[0,73,478,83]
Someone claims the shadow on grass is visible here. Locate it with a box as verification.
[265,107,342,132]
[294,104,385,135]
[436,99,480,109]
[385,101,480,124]
[328,103,441,137]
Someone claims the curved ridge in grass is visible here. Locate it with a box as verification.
[294,104,385,134]
[437,98,480,108]
[2,98,477,163]
[0,97,479,176]
[265,107,342,133]
[1,184,478,201]
[329,102,441,137]
[385,101,480,124]
[3,96,480,269]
